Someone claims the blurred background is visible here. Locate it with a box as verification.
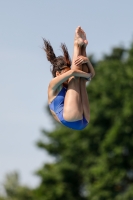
[0,1,133,199]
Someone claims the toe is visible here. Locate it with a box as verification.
[76,26,81,32]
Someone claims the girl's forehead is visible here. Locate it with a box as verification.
[62,67,70,72]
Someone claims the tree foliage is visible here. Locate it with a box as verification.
[0,172,34,200]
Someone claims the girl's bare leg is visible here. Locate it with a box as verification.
[79,29,91,122]
[71,26,84,71]
[63,27,93,122]
[63,27,84,121]
[71,29,90,122]
[80,78,90,122]
[63,77,83,121]
[81,28,95,77]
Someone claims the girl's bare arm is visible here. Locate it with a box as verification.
[49,69,91,91]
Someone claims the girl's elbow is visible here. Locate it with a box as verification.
[48,82,53,90]
[48,79,56,90]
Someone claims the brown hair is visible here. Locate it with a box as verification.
[43,39,71,77]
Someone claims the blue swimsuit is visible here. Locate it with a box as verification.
[49,87,88,130]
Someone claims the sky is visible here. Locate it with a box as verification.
[0,0,133,191]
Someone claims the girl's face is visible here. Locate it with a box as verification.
[56,67,70,77]
[60,67,71,74]
[58,67,71,87]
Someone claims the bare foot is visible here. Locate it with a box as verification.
[74,26,84,46]
[81,28,88,47]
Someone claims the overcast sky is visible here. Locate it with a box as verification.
[0,0,133,190]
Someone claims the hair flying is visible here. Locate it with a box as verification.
[43,39,71,77]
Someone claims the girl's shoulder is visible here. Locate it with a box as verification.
[48,85,62,104]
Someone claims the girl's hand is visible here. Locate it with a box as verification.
[74,56,89,66]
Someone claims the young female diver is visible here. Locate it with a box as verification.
[43,26,95,130]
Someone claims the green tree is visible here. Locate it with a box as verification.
[0,172,34,200]
[35,42,133,200]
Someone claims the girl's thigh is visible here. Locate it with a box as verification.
[63,77,83,121]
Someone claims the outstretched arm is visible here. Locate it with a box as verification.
[49,69,91,91]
